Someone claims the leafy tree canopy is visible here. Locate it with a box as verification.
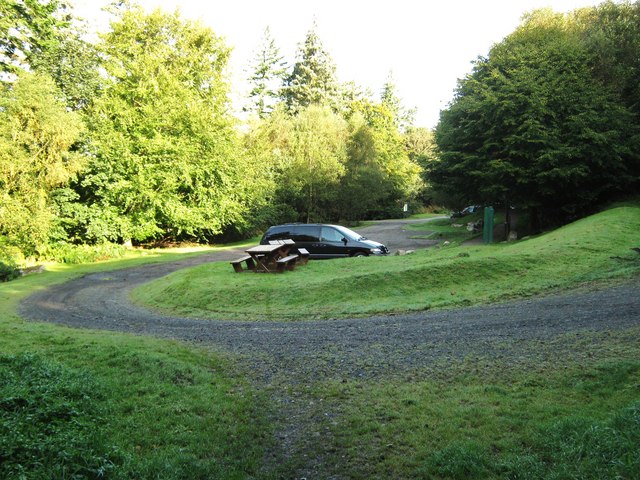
[339,100,423,220]
[0,72,84,254]
[430,4,639,227]
[0,0,71,74]
[275,104,349,222]
[77,4,245,243]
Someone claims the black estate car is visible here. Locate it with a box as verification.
[260,224,389,259]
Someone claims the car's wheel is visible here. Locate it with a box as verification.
[352,251,368,257]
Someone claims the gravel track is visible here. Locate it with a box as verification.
[18,219,640,382]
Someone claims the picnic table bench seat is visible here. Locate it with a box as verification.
[296,248,309,265]
[268,241,309,265]
[276,254,299,272]
[230,255,256,273]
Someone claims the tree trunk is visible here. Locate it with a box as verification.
[529,206,540,234]
[306,183,313,224]
[504,203,511,240]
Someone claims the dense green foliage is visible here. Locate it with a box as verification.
[429,2,640,228]
[0,1,425,261]
[0,0,70,74]
[2,0,639,262]
[0,72,85,256]
[76,5,245,243]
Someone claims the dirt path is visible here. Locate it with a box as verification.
[356,217,443,252]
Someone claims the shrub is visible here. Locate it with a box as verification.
[0,246,20,282]
[44,242,127,264]
[0,261,18,282]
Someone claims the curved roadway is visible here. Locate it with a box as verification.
[18,219,640,382]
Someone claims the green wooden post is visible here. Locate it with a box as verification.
[483,206,494,244]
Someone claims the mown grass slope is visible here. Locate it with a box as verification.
[0,247,273,479]
[314,346,640,479]
[133,203,640,320]
[2,206,639,478]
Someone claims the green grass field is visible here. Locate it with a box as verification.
[2,203,639,478]
[313,343,640,479]
[405,215,481,243]
[0,245,274,479]
[133,203,640,320]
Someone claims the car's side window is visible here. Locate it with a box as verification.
[293,226,320,242]
[321,227,343,243]
[267,227,291,241]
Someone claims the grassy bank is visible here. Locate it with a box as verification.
[133,203,640,320]
[0,245,272,479]
[309,330,640,479]
[405,215,481,243]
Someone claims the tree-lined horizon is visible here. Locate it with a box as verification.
[429,2,640,229]
[1,0,638,264]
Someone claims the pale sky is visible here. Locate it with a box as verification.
[73,0,602,128]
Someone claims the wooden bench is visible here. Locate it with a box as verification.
[275,254,298,273]
[296,248,309,265]
[230,255,256,273]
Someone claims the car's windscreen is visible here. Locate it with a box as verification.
[334,225,365,241]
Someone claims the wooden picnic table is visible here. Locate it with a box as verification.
[245,243,294,273]
[232,239,305,273]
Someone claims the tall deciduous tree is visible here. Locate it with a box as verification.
[281,23,339,112]
[0,0,102,111]
[34,26,102,111]
[0,72,84,255]
[404,126,437,205]
[78,4,245,243]
[431,7,637,228]
[339,101,423,220]
[0,0,70,74]
[245,26,287,118]
[282,105,348,222]
[578,1,640,120]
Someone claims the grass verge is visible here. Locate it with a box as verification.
[282,329,640,479]
[405,215,481,243]
[0,244,272,479]
[133,203,640,320]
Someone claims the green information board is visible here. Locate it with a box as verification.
[483,206,494,244]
